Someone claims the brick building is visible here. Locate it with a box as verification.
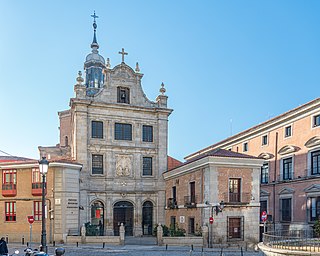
[164,149,264,245]
[186,98,320,231]
[0,156,82,243]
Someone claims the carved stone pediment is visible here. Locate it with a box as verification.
[278,145,300,155]
[116,155,132,177]
[260,189,270,197]
[305,136,320,148]
[304,184,320,193]
[258,152,274,160]
[278,187,295,195]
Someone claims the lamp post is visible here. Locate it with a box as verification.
[39,156,49,253]
[208,201,225,248]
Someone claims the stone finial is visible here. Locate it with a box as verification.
[160,82,166,95]
[106,58,111,69]
[76,71,84,85]
[135,62,140,73]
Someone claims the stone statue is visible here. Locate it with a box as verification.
[116,155,132,176]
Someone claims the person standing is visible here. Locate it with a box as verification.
[0,237,8,255]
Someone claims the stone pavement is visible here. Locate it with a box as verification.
[8,243,265,256]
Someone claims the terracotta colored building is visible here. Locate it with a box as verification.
[186,98,320,231]
[0,156,82,243]
[164,149,264,245]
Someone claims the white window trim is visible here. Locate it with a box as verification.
[284,124,293,139]
[279,155,295,181]
[311,113,320,129]
[243,142,248,152]
[261,134,268,147]
[307,146,320,176]
[279,196,293,222]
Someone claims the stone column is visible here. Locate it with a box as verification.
[157,223,163,246]
[119,223,125,245]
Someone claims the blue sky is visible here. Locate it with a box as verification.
[1,1,320,161]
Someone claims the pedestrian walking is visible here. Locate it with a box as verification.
[0,237,8,255]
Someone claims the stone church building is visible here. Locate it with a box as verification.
[40,13,172,237]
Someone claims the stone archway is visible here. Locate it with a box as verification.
[142,201,153,235]
[90,200,104,236]
[113,201,134,236]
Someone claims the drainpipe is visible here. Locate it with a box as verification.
[273,132,278,231]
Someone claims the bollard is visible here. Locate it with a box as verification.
[189,249,193,255]
[76,241,78,247]
[166,244,168,250]
[27,242,29,247]
[240,247,243,256]
[53,241,55,246]
[220,247,223,256]
[5,235,8,243]
[22,236,25,245]
[103,242,105,248]
[191,244,193,251]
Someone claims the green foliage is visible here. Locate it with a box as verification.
[169,223,186,237]
[85,222,99,236]
[153,224,170,237]
[314,219,320,237]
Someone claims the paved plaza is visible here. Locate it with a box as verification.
[8,243,264,256]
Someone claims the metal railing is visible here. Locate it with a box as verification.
[263,229,320,252]
[222,192,251,204]
[184,195,197,207]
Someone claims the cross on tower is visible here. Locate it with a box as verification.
[118,48,128,63]
[91,11,99,23]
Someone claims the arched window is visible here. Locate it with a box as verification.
[142,201,153,235]
[90,201,104,236]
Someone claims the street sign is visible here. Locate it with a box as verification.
[209,216,214,224]
[261,211,267,222]
[27,215,34,224]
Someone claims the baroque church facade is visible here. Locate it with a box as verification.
[40,13,172,237]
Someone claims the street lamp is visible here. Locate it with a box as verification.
[206,201,225,248]
[39,156,49,253]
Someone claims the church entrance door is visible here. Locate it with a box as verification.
[142,201,153,235]
[113,201,134,236]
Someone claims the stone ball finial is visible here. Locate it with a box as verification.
[76,71,84,85]
[160,82,166,95]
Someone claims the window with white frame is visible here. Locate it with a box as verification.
[280,198,292,222]
[282,157,293,180]
[309,196,320,222]
[243,142,248,152]
[311,150,320,175]
[262,135,268,146]
[285,125,292,137]
[313,114,320,128]
[261,163,269,184]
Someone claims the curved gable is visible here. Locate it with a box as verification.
[278,145,300,155]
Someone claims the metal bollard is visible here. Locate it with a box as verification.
[220,247,223,256]
[53,241,55,246]
[27,242,29,247]
[240,247,243,256]
[103,242,105,248]
[166,244,168,250]
[22,236,25,245]
[191,244,193,251]
[76,241,79,247]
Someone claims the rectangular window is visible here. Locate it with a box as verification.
[92,121,103,139]
[117,87,130,104]
[227,217,244,240]
[260,200,267,217]
[142,157,152,176]
[32,168,45,195]
[188,217,195,234]
[190,181,196,203]
[311,150,320,175]
[142,125,153,142]
[283,157,293,180]
[261,163,269,184]
[2,169,17,196]
[34,201,42,221]
[170,216,176,230]
[243,142,248,152]
[285,125,292,137]
[313,114,320,127]
[262,135,268,146]
[310,197,320,222]
[229,178,241,202]
[115,123,132,141]
[92,154,103,175]
[5,202,16,221]
[280,198,292,222]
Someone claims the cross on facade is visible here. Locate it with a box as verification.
[119,48,128,63]
[91,11,99,23]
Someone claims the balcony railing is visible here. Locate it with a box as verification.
[167,198,178,209]
[2,183,17,196]
[32,182,46,196]
[184,195,197,208]
[223,192,251,204]
[274,168,320,183]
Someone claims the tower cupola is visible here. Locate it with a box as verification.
[84,11,105,90]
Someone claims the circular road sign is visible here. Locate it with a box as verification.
[27,215,34,224]
[209,216,214,224]
[261,211,267,222]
